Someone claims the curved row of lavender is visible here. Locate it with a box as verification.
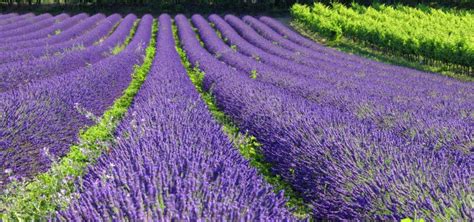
[209,14,328,81]
[0,14,108,64]
[0,13,19,21]
[0,13,88,45]
[0,13,64,38]
[0,13,53,37]
[176,14,472,220]
[0,13,33,26]
[55,14,292,221]
[0,15,151,188]
[0,14,136,93]
[0,13,49,32]
[200,15,472,161]
[0,13,69,39]
[0,13,87,44]
[0,13,23,24]
[0,13,35,29]
[0,13,46,28]
[0,14,115,68]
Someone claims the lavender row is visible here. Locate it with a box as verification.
[210,14,371,90]
[204,15,473,158]
[0,14,69,39]
[177,15,472,220]
[259,16,362,64]
[0,14,136,93]
[0,14,112,65]
[0,13,50,32]
[55,14,292,221]
[209,14,326,81]
[0,13,32,26]
[243,16,366,68]
[0,13,33,28]
[0,13,87,44]
[0,13,104,53]
[0,15,152,188]
[0,13,18,21]
[223,15,343,72]
[0,14,88,46]
[0,13,51,33]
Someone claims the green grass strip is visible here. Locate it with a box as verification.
[172,22,311,219]
[0,20,157,220]
[290,20,474,82]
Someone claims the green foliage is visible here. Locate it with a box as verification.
[291,3,474,70]
[0,20,157,220]
[250,69,258,79]
[172,22,311,219]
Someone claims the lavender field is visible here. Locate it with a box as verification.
[0,12,472,221]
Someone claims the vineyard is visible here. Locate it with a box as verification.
[0,9,473,221]
[291,3,474,76]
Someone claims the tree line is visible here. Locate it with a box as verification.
[0,0,309,7]
[2,0,472,7]
[0,0,471,12]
